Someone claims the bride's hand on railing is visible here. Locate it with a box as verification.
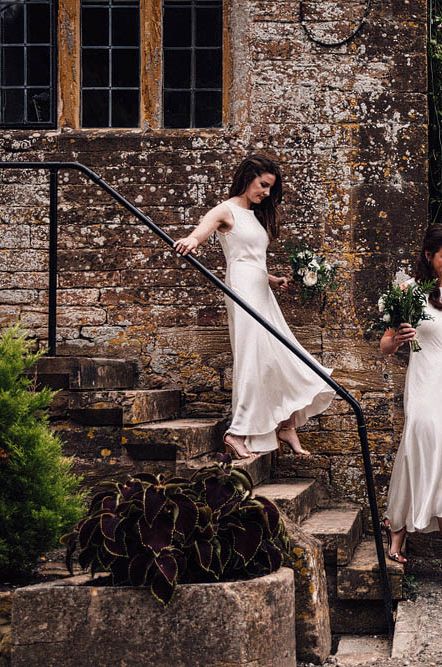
[174,235,199,256]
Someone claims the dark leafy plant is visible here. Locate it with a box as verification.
[0,325,85,578]
[63,456,290,605]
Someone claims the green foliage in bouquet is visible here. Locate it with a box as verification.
[289,244,337,303]
[63,458,290,605]
[0,326,85,577]
[377,279,437,351]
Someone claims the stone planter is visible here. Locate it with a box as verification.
[11,567,295,667]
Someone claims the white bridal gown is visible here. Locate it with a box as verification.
[386,296,442,533]
[216,201,335,453]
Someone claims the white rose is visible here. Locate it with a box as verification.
[378,297,385,313]
[297,267,307,276]
[309,259,320,270]
[303,270,318,287]
[382,313,391,323]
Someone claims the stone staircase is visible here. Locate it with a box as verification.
[35,356,406,663]
[257,479,404,637]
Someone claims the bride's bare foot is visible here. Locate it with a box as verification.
[277,426,311,457]
[223,433,252,459]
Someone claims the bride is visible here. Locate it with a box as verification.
[174,154,335,459]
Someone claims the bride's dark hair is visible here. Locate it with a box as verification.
[229,154,282,240]
[416,225,442,310]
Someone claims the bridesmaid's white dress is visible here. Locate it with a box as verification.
[386,296,442,533]
[216,201,335,453]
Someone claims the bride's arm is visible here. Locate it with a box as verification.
[174,203,232,256]
[268,274,290,290]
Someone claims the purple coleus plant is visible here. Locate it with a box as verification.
[62,456,290,605]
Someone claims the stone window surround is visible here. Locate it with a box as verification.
[58,0,235,131]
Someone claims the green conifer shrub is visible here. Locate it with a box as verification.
[0,326,85,578]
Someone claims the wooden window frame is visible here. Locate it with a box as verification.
[58,0,230,130]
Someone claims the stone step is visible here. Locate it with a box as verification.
[33,356,138,390]
[391,579,442,659]
[53,389,182,425]
[301,507,363,565]
[328,598,391,635]
[337,538,404,600]
[72,450,272,490]
[183,451,272,487]
[122,418,226,461]
[334,635,391,665]
[255,478,325,524]
[52,421,123,460]
[404,531,442,578]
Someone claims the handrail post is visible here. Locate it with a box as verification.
[353,406,395,636]
[48,167,58,356]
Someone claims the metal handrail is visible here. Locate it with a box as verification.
[0,160,394,634]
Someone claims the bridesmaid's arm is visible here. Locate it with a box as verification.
[174,203,233,256]
[380,324,416,355]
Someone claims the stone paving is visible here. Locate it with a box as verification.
[299,578,442,667]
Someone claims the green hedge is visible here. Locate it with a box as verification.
[0,326,84,578]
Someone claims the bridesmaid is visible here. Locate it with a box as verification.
[380,225,442,562]
[174,154,335,458]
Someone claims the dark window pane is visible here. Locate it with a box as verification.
[195,90,221,127]
[27,47,50,85]
[82,48,109,86]
[164,90,190,128]
[2,47,24,85]
[164,49,191,89]
[163,7,191,47]
[196,7,222,47]
[1,88,24,123]
[112,88,138,126]
[82,89,109,127]
[112,48,138,87]
[27,88,50,122]
[1,4,24,43]
[27,4,50,43]
[112,8,139,46]
[195,48,221,88]
[82,7,109,46]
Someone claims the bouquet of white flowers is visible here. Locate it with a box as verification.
[377,272,436,352]
[289,245,337,302]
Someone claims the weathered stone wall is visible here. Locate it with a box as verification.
[0,0,428,512]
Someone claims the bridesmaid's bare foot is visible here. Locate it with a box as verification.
[277,426,311,457]
[223,433,252,459]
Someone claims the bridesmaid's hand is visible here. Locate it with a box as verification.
[393,323,417,347]
[174,235,199,256]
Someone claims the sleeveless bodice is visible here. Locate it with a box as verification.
[216,201,269,271]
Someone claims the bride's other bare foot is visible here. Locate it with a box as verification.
[277,425,311,457]
[223,433,252,459]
